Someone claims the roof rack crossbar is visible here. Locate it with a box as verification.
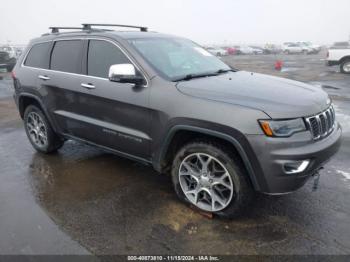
[81,23,148,32]
[49,27,83,33]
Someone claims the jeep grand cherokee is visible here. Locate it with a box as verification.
[12,24,342,218]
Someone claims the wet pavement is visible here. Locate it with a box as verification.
[0,52,350,255]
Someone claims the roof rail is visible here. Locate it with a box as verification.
[49,27,83,33]
[81,23,148,32]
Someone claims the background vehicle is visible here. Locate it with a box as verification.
[296,42,320,54]
[14,47,23,58]
[0,45,17,59]
[282,42,303,54]
[301,42,321,53]
[13,24,341,218]
[248,46,264,54]
[263,44,282,54]
[239,46,263,55]
[0,50,16,72]
[206,47,227,56]
[330,41,350,49]
[224,46,238,55]
[327,42,350,74]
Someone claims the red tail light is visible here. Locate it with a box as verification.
[11,71,16,79]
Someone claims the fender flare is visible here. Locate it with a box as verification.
[18,92,59,133]
[157,125,261,191]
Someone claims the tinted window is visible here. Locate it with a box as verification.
[88,40,130,78]
[24,42,51,69]
[50,40,83,73]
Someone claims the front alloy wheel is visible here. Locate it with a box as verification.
[179,153,234,212]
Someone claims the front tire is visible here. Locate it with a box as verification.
[171,141,254,218]
[340,59,350,74]
[24,105,64,153]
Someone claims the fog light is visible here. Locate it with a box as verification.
[283,160,310,174]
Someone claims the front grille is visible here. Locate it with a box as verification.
[305,105,335,140]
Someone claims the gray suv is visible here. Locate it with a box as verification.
[12,24,342,218]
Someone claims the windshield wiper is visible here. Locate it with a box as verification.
[173,72,218,82]
[215,68,235,74]
[173,68,237,82]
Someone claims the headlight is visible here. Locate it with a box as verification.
[259,118,306,137]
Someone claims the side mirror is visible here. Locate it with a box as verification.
[108,64,145,85]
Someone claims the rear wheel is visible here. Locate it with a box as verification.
[340,59,350,74]
[171,141,254,218]
[24,105,64,153]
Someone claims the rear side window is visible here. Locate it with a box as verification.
[24,42,51,69]
[50,40,83,74]
[87,40,130,78]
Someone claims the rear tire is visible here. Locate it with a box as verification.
[340,59,350,74]
[171,140,254,218]
[24,105,64,153]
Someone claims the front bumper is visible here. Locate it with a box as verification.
[246,122,342,194]
[326,60,340,66]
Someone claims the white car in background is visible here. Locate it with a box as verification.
[238,46,263,55]
[282,42,303,54]
[297,42,320,54]
[304,42,321,53]
[206,47,227,56]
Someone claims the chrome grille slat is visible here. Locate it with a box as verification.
[305,105,335,140]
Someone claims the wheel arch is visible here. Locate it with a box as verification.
[156,125,262,191]
[18,94,42,118]
[18,93,59,133]
[340,56,350,64]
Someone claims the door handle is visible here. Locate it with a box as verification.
[38,75,50,81]
[81,83,95,89]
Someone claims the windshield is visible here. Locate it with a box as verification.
[128,37,231,81]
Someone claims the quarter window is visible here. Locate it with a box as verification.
[87,40,130,78]
[24,42,51,69]
[50,40,83,74]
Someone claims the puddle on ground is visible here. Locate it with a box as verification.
[280,67,301,72]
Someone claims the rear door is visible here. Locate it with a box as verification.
[38,39,86,135]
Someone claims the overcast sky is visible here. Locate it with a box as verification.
[1,0,349,45]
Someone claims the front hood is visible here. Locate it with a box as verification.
[176,71,330,119]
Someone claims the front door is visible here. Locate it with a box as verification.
[67,39,151,159]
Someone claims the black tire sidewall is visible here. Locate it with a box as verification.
[340,60,350,74]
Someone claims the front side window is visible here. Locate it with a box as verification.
[24,42,51,69]
[50,40,83,74]
[128,37,230,81]
[87,40,130,78]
